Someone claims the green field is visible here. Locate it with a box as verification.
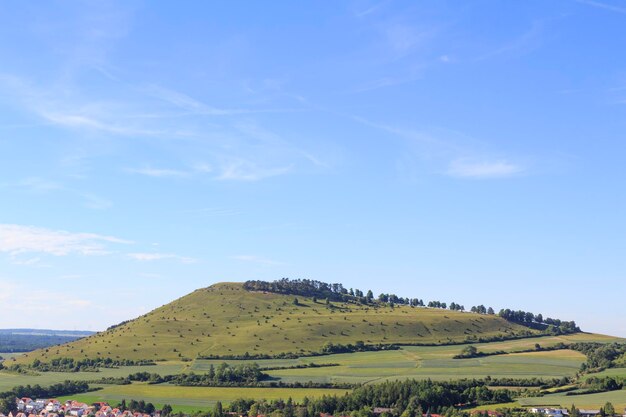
[517,390,626,411]
[2,333,625,413]
[582,367,626,380]
[0,362,185,392]
[58,384,350,412]
[14,282,545,364]
[192,334,617,384]
[3,333,616,391]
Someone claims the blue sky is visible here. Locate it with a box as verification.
[0,0,625,336]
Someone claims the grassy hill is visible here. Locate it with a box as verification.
[15,282,551,364]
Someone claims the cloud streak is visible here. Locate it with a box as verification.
[446,159,524,179]
[576,0,626,14]
[0,224,131,256]
[127,252,196,264]
[353,116,526,180]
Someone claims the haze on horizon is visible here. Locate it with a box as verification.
[0,0,624,337]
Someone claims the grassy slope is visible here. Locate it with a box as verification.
[14,282,542,364]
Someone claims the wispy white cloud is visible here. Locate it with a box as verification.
[2,177,113,211]
[0,177,62,194]
[0,224,131,256]
[475,21,544,62]
[0,279,94,327]
[353,116,526,180]
[145,85,253,116]
[127,252,196,264]
[355,1,389,18]
[128,167,191,178]
[180,207,241,217]
[231,254,285,266]
[446,159,524,179]
[576,0,626,14]
[10,256,44,266]
[81,193,113,210]
[216,158,293,181]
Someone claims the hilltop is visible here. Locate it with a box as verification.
[15,282,564,364]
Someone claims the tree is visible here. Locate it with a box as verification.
[145,403,155,415]
[293,297,299,306]
[214,401,224,417]
[285,397,295,417]
[570,404,580,417]
[0,395,17,415]
[604,402,615,416]
[161,405,173,417]
[366,290,374,300]
[460,345,478,357]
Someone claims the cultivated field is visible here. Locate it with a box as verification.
[517,390,626,411]
[0,362,185,392]
[2,333,624,413]
[58,384,350,412]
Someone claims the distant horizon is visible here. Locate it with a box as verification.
[1,1,624,337]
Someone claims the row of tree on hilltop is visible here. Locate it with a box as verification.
[244,279,460,309]
[243,279,580,333]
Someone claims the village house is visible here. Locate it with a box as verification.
[17,398,33,412]
[529,408,570,417]
[45,401,61,413]
[579,410,601,417]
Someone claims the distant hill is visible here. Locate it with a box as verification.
[13,282,557,364]
[0,329,94,353]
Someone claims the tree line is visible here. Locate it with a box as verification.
[4,357,156,373]
[497,309,579,333]
[169,363,265,386]
[188,378,516,417]
[244,279,581,333]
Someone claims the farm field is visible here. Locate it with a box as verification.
[191,334,621,384]
[517,389,626,411]
[261,348,586,384]
[582,367,626,380]
[3,333,606,392]
[0,362,185,392]
[1,332,623,414]
[58,384,350,412]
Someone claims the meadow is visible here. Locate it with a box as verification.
[192,333,615,384]
[2,327,623,413]
[58,384,350,412]
[517,390,626,411]
[3,333,619,390]
[0,363,185,392]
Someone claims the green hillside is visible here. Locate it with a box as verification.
[16,282,549,364]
